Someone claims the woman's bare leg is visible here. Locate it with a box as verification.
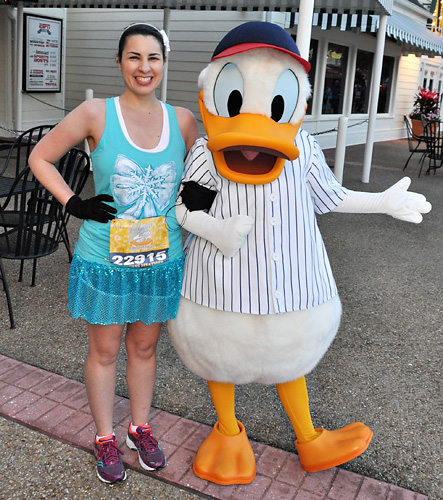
[125,321,161,426]
[85,323,125,436]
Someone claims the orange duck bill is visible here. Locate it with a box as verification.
[199,90,304,185]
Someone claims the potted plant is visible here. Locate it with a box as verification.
[409,87,441,135]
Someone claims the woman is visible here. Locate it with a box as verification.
[29,23,199,484]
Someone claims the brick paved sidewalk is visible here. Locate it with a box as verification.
[0,354,428,500]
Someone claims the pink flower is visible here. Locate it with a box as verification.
[410,87,440,121]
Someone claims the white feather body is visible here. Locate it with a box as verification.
[168,295,341,385]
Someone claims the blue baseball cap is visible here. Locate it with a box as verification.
[211,21,311,73]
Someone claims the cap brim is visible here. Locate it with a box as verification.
[212,42,311,73]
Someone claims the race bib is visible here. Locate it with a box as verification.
[109,216,169,267]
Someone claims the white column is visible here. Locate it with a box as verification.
[296,0,314,61]
[160,8,171,103]
[362,13,388,183]
[334,116,348,184]
[343,46,357,117]
[15,1,24,133]
[6,8,15,130]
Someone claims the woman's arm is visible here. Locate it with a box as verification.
[28,99,105,206]
[174,106,200,154]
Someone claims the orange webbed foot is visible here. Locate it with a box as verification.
[295,422,373,472]
[193,420,256,485]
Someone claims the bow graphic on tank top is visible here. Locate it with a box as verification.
[111,154,177,219]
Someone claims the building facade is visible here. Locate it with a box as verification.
[1,2,442,151]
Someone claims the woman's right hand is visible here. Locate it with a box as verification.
[66,194,117,223]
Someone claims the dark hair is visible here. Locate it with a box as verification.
[117,24,166,61]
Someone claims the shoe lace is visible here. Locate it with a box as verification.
[137,426,159,453]
[98,439,124,465]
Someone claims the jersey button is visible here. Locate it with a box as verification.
[270,217,278,225]
[274,290,282,299]
[270,193,278,202]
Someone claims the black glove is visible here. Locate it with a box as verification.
[180,181,217,212]
[66,194,117,223]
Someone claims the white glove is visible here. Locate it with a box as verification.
[333,177,432,223]
[175,200,254,258]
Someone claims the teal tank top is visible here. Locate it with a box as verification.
[76,97,186,266]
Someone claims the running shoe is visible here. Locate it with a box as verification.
[126,424,166,471]
[93,435,127,484]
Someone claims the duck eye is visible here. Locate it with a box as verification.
[271,95,285,122]
[228,90,243,117]
[271,69,299,123]
[213,63,244,118]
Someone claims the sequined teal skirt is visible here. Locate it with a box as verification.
[68,253,185,325]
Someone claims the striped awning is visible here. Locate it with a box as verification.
[294,7,443,56]
[309,11,380,32]
[9,0,393,15]
[386,10,443,55]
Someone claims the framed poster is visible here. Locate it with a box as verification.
[23,14,63,93]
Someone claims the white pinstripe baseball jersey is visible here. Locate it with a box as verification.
[181,129,348,315]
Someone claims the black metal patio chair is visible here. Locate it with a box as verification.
[0,146,90,327]
[0,125,55,179]
[0,165,66,328]
[419,118,443,177]
[403,115,428,172]
[55,147,91,261]
[0,146,90,265]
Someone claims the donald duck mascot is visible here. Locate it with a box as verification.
[168,21,431,485]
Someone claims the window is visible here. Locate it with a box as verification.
[378,55,394,113]
[352,50,373,114]
[305,39,318,115]
[323,43,348,114]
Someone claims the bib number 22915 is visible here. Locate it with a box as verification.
[109,216,169,268]
[111,250,167,267]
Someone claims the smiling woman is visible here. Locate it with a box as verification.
[28,22,199,486]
